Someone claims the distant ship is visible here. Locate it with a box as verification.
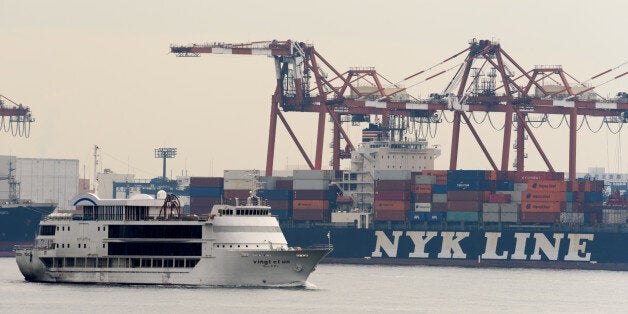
[15,192,331,286]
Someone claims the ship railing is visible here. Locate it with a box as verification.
[13,245,34,251]
[306,244,334,250]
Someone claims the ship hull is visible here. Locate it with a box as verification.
[282,227,628,271]
[0,203,55,256]
[15,248,330,286]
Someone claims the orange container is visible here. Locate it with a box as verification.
[422,170,448,183]
[521,201,564,213]
[527,180,567,192]
[488,171,497,180]
[292,200,329,210]
[521,191,567,202]
[411,184,432,194]
[374,200,410,211]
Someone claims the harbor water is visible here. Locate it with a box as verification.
[1,258,626,313]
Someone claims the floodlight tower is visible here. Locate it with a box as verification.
[154,147,177,181]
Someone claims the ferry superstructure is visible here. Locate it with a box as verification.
[15,192,331,286]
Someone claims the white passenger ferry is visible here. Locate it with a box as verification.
[15,192,331,286]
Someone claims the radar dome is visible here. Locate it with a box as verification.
[156,190,167,199]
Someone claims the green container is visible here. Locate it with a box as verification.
[446,211,479,222]
[566,192,573,202]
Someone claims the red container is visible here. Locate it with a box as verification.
[275,180,293,190]
[520,212,560,223]
[527,180,568,192]
[293,190,328,200]
[432,202,448,212]
[488,193,511,203]
[189,197,222,215]
[374,190,411,201]
[411,184,432,194]
[374,200,410,211]
[511,171,564,183]
[374,180,411,191]
[447,191,485,201]
[223,189,251,200]
[521,201,565,213]
[447,201,483,211]
[292,209,329,221]
[413,193,432,203]
[293,200,329,210]
[374,210,407,221]
[521,191,567,202]
[190,177,224,187]
[267,199,292,210]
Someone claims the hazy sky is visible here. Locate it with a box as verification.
[1,0,626,181]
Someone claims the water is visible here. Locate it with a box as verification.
[1,258,627,313]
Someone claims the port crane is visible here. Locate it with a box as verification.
[0,94,34,138]
[171,39,628,180]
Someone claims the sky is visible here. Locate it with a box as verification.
[1,0,626,181]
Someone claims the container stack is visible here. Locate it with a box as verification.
[257,176,293,221]
[408,171,446,222]
[373,170,412,221]
[445,170,490,222]
[520,180,567,223]
[189,177,224,215]
[292,170,334,221]
[223,170,260,205]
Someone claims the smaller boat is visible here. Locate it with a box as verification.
[15,191,331,286]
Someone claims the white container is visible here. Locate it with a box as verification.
[293,179,330,190]
[602,209,628,224]
[560,212,584,224]
[413,203,431,212]
[514,183,528,191]
[224,170,261,180]
[224,179,257,190]
[374,170,411,181]
[482,203,500,212]
[413,175,436,184]
[501,203,518,213]
[483,213,500,222]
[293,170,336,180]
[432,194,447,203]
[500,212,519,222]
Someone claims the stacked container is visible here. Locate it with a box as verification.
[189,177,224,215]
[373,170,412,221]
[223,170,260,205]
[258,177,293,221]
[292,170,335,221]
[445,170,490,222]
[520,180,567,223]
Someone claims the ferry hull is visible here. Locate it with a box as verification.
[15,248,330,286]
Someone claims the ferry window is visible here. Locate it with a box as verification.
[103,244,106,248]
[78,244,80,248]
[62,226,65,231]
[84,244,87,248]
[56,243,59,248]
[103,226,106,231]
[98,227,100,231]
[61,244,64,248]
[230,245,233,248]
[56,226,59,231]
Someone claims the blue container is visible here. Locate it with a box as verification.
[190,187,223,198]
[258,189,292,200]
[410,212,423,221]
[432,184,448,194]
[447,170,487,181]
[495,180,514,191]
[566,192,573,202]
[447,179,492,191]
[270,209,292,221]
[584,192,603,203]
[410,212,445,222]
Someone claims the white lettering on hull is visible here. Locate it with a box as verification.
[564,234,594,261]
[511,233,530,260]
[437,232,469,259]
[530,233,564,261]
[406,231,437,258]
[371,231,402,257]
[481,232,508,260]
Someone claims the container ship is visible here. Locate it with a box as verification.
[185,134,628,270]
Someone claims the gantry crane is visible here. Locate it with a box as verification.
[171,39,628,180]
[0,94,34,137]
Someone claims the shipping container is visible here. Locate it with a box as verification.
[447,191,485,201]
[293,200,329,210]
[411,184,432,194]
[482,203,500,212]
[432,184,447,194]
[560,212,585,224]
[223,189,251,200]
[374,190,411,201]
[412,193,432,203]
[420,170,448,183]
[410,212,444,222]
[432,194,447,203]
[189,197,222,215]
[501,203,518,213]
[189,187,223,198]
[293,179,330,190]
[602,209,628,224]
[413,203,431,212]
[447,201,483,212]
[266,199,292,210]
[496,191,522,202]
[275,179,294,190]
[224,170,261,180]
[374,200,411,211]
[513,183,528,191]
[413,175,437,185]
[374,210,406,221]
[224,179,257,190]
[257,189,293,200]
[293,170,336,180]
[447,179,492,191]
[446,211,479,222]
[521,191,567,202]
[374,180,411,191]
[190,177,224,187]
[520,212,560,223]
[584,192,603,203]
[494,180,514,191]
[488,193,511,203]
[432,202,448,212]
[512,171,564,183]
[447,170,488,180]
[521,201,564,213]
[293,190,329,200]
[292,209,329,221]
[527,180,568,192]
